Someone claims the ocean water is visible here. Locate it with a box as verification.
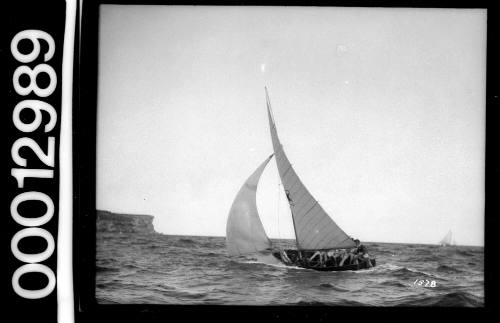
[96,232,484,306]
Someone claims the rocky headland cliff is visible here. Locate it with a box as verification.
[97,210,157,234]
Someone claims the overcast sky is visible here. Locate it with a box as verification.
[97,6,486,246]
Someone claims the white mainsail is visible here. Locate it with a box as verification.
[439,230,452,246]
[226,154,274,256]
[265,88,356,251]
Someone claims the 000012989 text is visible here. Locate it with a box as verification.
[9,29,58,299]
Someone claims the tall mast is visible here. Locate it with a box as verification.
[265,87,301,251]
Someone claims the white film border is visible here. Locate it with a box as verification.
[58,1,77,323]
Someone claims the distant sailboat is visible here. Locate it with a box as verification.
[225,88,375,271]
[439,230,453,247]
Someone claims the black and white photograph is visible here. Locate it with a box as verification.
[94,6,485,306]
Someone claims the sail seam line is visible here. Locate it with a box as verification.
[275,151,284,164]
[314,223,349,250]
[314,219,338,247]
[294,186,315,215]
[296,202,319,234]
[295,195,315,217]
[274,144,284,156]
[282,165,292,179]
[288,178,300,195]
[296,203,324,240]
[293,190,309,210]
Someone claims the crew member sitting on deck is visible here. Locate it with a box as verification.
[282,250,294,264]
[351,239,373,268]
[339,248,352,266]
[338,239,364,266]
[309,250,326,266]
[326,250,336,266]
[334,249,344,265]
[332,250,342,266]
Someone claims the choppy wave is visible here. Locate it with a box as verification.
[96,234,484,306]
[317,283,351,292]
[436,264,464,273]
[380,280,411,288]
[177,237,197,245]
[455,250,475,257]
[391,267,441,279]
[399,292,483,307]
[359,263,443,280]
[96,265,120,273]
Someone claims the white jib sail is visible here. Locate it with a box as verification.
[440,230,452,245]
[226,155,274,256]
[265,88,355,251]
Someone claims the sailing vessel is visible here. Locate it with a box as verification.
[439,230,453,247]
[226,88,375,271]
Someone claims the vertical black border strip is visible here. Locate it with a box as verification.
[485,5,499,312]
[76,0,100,319]
[73,0,83,320]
